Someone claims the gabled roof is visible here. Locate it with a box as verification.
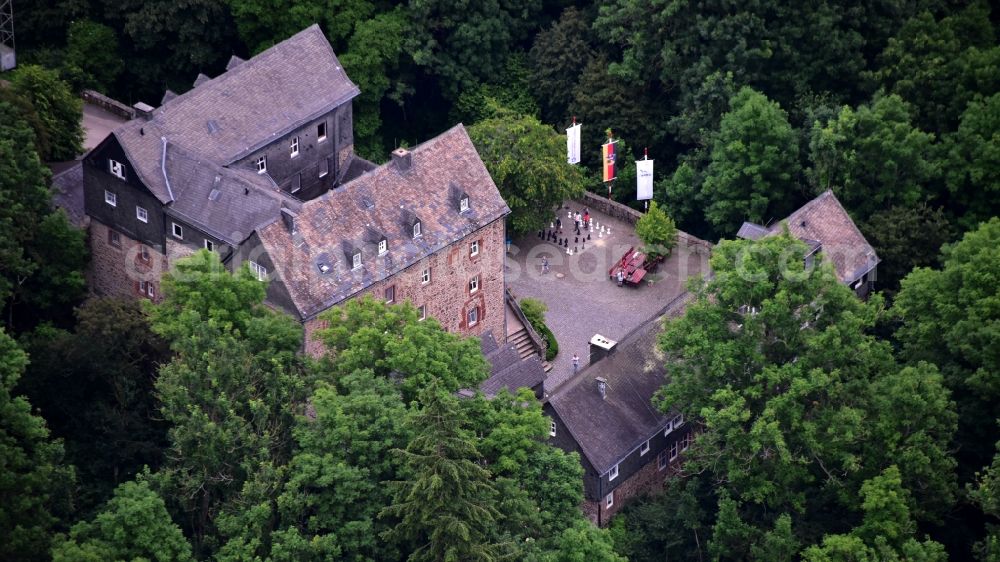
[547,292,694,474]
[738,190,879,285]
[106,24,359,204]
[256,124,510,319]
[163,143,301,245]
[477,333,546,398]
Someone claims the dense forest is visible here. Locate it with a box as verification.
[1,0,998,560]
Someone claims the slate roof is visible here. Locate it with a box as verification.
[478,333,546,397]
[257,124,510,320]
[163,143,300,245]
[547,292,694,474]
[737,190,879,285]
[109,24,359,204]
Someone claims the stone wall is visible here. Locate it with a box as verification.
[81,89,136,121]
[302,219,507,358]
[88,219,167,302]
[578,192,644,226]
[583,452,675,526]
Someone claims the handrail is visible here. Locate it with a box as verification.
[505,287,547,359]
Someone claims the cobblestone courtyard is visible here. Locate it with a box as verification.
[506,201,712,393]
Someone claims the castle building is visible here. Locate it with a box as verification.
[82,25,509,348]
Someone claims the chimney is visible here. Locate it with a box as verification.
[133,101,155,120]
[596,377,608,399]
[391,147,411,172]
[280,207,297,234]
[589,334,618,364]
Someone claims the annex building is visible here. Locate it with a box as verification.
[81,25,509,348]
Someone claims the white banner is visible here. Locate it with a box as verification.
[636,158,654,200]
[566,124,581,165]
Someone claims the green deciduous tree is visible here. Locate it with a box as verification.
[657,232,957,556]
[51,478,192,562]
[530,7,596,125]
[0,329,73,562]
[381,382,502,562]
[701,87,801,235]
[468,113,585,235]
[64,20,124,92]
[9,64,85,161]
[944,92,1000,228]
[860,203,955,299]
[635,201,678,261]
[227,0,374,54]
[808,94,938,220]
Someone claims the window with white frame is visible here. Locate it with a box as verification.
[384,285,395,303]
[319,158,329,178]
[609,463,619,481]
[255,155,267,174]
[108,229,121,248]
[418,305,426,321]
[670,441,679,461]
[172,222,183,239]
[317,122,327,142]
[378,239,387,255]
[412,221,421,238]
[139,280,155,299]
[204,239,215,252]
[658,450,668,470]
[139,245,150,263]
[460,196,469,212]
[664,419,674,436]
[136,206,148,223]
[467,306,479,327]
[606,492,614,508]
[549,420,557,437]
[674,414,684,428]
[352,251,362,270]
[248,261,267,281]
[105,190,117,207]
[289,136,299,158]
[469,275,479,294]
[682,433,692,452]
[470,240,479,257]
[640,440,650,456]
[421,267,431,284]
[109,159,126,180]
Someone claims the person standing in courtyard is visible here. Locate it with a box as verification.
[572,353,580,373]
[541,256,549,274]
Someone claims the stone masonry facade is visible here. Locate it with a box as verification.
[302,219,506,357]
[88,219,169,303]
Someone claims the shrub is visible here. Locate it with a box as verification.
[520,298,558,360]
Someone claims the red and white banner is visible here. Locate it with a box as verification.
[602,140,616,182]
[636,158,653,200]
[566,123,581,165]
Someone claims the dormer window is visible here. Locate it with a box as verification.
[412,221,421,238]
[460,196,469,212]
[378,238,388,255]
[289,136,299,158]
[352,251,362,270]
[255,155,267,174]
[109,159,126,180]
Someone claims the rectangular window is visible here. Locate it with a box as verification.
[204,239,215,252]
[139,281,154,299]
[606,492,614,508]
[640,440,650,456]
[674,414,684,428]
[467,306,479,327]
[248,261,267,281]
[172,222,183,239]
[139,245,150,263]
[469,275,479,294]
[609,463,619,481]
[460,196,469,212]
[255,155,267,174]
[317,122,327,142]
[670,441,679,461]
[470,240,479,257]
[105,190,117,207]
[378,239,388,255]
[658,450,668,471]
[418,305,427,321]
[664,419,674,436]
[292,173,301,193]
[136,206,148,223]
[384,285,395,303]
[319,158,329,178]
[109,159,126,180]
[549,420,557,437]
[421,267,431,284]
[289,136,299,158]
[682,433,692,452]
[352,252,362,270]
[413,222,421,238]
[107,229,121,248]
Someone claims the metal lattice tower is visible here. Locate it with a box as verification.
[0,0,14,72]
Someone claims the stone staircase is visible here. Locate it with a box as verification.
[509,327,552,372]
